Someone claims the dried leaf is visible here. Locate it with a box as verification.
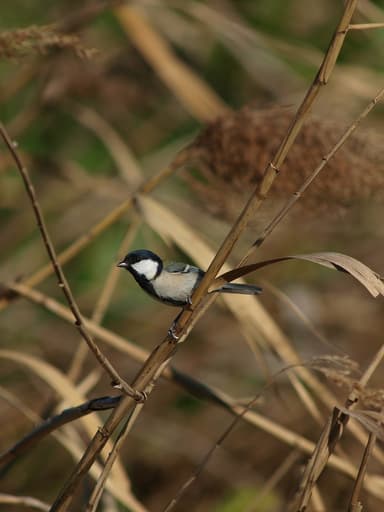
[216,252,384,298]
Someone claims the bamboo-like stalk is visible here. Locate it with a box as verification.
[86,402,145,512]
[171,0,359,340]
[7,282,384,499]
[31,2,362,506]
[1,1,364,508]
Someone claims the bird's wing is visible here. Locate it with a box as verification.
[165,262,201,275]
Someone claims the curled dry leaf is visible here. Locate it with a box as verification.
[214,252,384,298]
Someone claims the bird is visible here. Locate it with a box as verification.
[117,249,262,308]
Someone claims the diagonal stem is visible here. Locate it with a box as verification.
[0,122,142,400]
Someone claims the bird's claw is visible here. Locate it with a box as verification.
[168,322,180,341]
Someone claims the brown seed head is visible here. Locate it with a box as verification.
[187,106,384,220]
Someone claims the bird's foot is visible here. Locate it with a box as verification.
[168,322,180,341]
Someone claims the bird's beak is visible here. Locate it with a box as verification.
[117,260,127,268]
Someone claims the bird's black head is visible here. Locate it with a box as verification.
[117,249,163,281]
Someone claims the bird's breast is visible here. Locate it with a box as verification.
[152,271,199,305]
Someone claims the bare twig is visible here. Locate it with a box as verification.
[171,0,360,340]
[49,296,216,510]
[250,86,384,251]
[348,432,376,511]
[0,121,143,401]
[0,147,188,313]
[67,217,141,382]
[86,402,145,512]
[161,372,284,512]
[296,343,384,510]
[3,367,384,501]
[18,3,362,506]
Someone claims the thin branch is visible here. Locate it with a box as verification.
[3,373,384,501]
[250,86,384,251]
[67,217,141,382]
[0,121,143,401]
[161,377,278,512]
[49,297,217,510]
[296,342,384,510]
[160,358,346,512]
[0,147,189,313]
[171,0,359,340]
[25,5,364,500]
[86,401,146,512]
[348,432,376,511]
[5,293,381,502]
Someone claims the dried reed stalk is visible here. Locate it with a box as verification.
[348,432,377,511]
[8,282,384,501]
[67,215,141,381]
[3,0,363,508]
[250,86,384,251]
[0,122,142,400]
[296,343,384,510]
[190,107,384,222]
[86,402,145,512]
[175,0,359,328]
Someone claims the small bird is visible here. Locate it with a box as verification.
[117,249,262,307]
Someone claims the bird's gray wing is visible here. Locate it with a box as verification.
[165,262,202,275]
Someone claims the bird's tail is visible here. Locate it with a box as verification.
[211,283,262,296]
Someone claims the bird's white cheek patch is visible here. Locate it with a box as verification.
[131,260,159,280]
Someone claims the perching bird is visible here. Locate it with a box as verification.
[117,249,262,307]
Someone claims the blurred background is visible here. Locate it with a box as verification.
[0,1,384,511]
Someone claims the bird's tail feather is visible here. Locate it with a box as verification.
[211,283,262,295]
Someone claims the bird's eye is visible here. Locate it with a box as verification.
[128,254,140,265]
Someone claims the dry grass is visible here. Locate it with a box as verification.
[1,1,384,511]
